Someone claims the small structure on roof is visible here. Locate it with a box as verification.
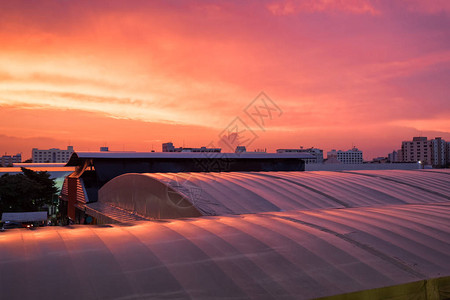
[2,211,48,223]
[1,211,48,229]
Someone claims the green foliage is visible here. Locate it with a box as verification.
[0,168,58,213]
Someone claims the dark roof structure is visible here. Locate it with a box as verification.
[60,151,310,221]
[66,151,311,181]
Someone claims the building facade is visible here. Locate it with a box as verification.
[327,148,363,164]
[401,137,431,164]
[399,137,448,167]
[0,153,22,167]
[430,137,447,167]
[32,146,74,163]
[277,148,324,164]
[447,142,450,166]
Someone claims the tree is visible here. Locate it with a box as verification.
[0,168,58,213]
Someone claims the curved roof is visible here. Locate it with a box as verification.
[1,203,449,299]
[90,170,450,221]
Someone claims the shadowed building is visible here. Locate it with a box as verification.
[60,151,311,223]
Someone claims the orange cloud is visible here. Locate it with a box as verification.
[0,1,449,159]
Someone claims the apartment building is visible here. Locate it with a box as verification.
[0,153,22,167]
[327,148,363,164]
[32,146,74,163]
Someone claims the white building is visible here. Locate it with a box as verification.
[32,146,74,163]
[327,148,363,164]
[0,153,21,167]
[276,148,323,164]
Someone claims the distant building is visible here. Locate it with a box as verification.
[277,148,323,164]
[327,148,363,164]
[0,153,21,167]
[325,150,340,164]
[430,137,447,167]
[401,137,431,164]
[397,149,403,162]
[235,146,247,153]
[399,137,448,166]
[32,146,74,163]
[388,150,399,163]
[371,157,388,164]
[162,142,221,153]
[447,142,450,166]
[162,142,176,152]
[100,147,109,152]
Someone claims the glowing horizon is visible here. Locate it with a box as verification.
[1,0,449,160]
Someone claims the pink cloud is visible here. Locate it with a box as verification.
[402,0,450,14]
[267,0,380,15]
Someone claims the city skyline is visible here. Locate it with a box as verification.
[1,1,449,160]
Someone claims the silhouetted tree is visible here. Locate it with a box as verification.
[0,168,58,213]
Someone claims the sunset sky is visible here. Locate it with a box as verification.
[1,0,449,160]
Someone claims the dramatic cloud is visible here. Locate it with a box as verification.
[0,0,449,159]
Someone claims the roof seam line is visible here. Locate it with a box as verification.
[252,173,351,208]
[263,213,427,279]
[341,171,450,201]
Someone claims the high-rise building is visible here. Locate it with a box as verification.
[400,137,448,166]
[430,137,447,167]
[277,148,323,164]
[0,153,22,167]
[447,142,450,166]
[32,146,74,163]
[401,137,431,164]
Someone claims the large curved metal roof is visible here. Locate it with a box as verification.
[1,203,449,299]
[90,170,450,221]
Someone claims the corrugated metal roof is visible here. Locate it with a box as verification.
[0,203,449,299]
[94,170,450,220]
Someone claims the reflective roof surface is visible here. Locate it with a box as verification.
[1,203,449,299]
[93,170,450,221]
[1,169,450,299]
